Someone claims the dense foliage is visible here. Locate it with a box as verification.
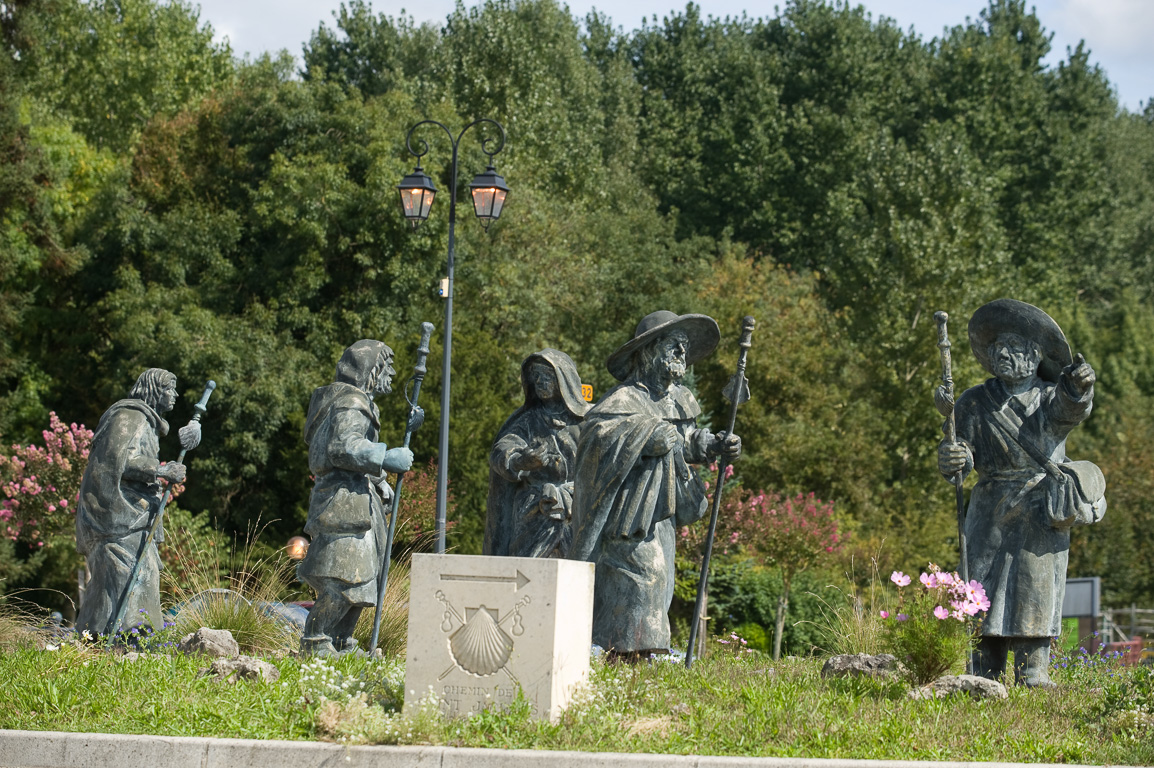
[2,0,1153,617]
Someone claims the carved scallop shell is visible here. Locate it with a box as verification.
[449,607,513,676]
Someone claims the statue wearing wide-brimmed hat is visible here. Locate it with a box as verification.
[570,310,742,661]
[938,298,1105,687]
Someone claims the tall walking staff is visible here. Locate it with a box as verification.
[369,322,434,654]
[685,316,755,669]
[933,311,969,586]
[106,380,216,636]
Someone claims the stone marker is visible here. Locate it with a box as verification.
[404,553,593,721]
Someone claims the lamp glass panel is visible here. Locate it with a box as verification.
[489,188,507,219]
[471,187,495,218]
[401,187,435,220]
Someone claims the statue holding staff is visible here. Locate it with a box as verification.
[75,369,190,636]
[570,310,741,661]
[298,340,415,657]
[937,299,1105,687]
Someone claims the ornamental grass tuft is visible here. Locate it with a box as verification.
[0,592,55,651]
[163,524,300,654]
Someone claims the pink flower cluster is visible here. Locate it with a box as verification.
[0,413,93,546]
[680,473,842,575]
[889,563,991,622]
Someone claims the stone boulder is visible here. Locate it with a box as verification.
[908,674,1008,701]
[199,655,280,684]
[820,653,902,680]
[178,627,239,658]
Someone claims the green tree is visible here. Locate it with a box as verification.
[18,0,233,152]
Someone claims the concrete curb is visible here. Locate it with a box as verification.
[0,730,1104,768]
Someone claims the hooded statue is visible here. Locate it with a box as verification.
[484,349,590,559]
[75,369,185,636]
[297,339,413,657]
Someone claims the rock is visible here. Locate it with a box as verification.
[821,653,902,680]
[199,655,280,684]
[178,627,239,658]
[908,674,1008,701]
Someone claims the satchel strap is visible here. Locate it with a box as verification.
[980,385,1067,484]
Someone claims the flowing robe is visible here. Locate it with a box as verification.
[570,381,711,653]
[75,399,168,634]
[297,382,392,606]
[956,376,1097,637]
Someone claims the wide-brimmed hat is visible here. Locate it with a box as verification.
[968,299,1071,382]
[606,310,720,381]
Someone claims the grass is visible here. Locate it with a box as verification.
[0,593,54,652]
[0,634,1151,764]
[803,555,889,657]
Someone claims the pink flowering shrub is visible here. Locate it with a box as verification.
[0,413,93,548]
[881,563,991,684]
[679,464,841,569]
[679,464,842,659]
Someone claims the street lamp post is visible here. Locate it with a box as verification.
[397,118,508,554]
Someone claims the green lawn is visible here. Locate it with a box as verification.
[1,639,1151,764]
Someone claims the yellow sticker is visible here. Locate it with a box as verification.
[581,384,593,402]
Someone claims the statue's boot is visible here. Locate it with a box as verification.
[332,607,365,655]
[299,636,339,657]
[300,591,353,657]
[972,636,1009,680]
[1012,638,1056,688]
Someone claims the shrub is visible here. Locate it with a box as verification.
[0,412,92,547]
[680,473,842,659]
[680,560,830,656]
[879,565,989,685]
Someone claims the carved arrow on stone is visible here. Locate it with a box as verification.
[440,571,531,591]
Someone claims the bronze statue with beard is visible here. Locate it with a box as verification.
[485,349,590,559]
[298,340,415,657]
[570,311,741,660]
[939,299,1105,687]
[75,368,187,636]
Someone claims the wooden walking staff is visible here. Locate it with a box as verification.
[106,380,216,636]
[934,311,969,586]
[685,316,755,669]
[369,322,434,654]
